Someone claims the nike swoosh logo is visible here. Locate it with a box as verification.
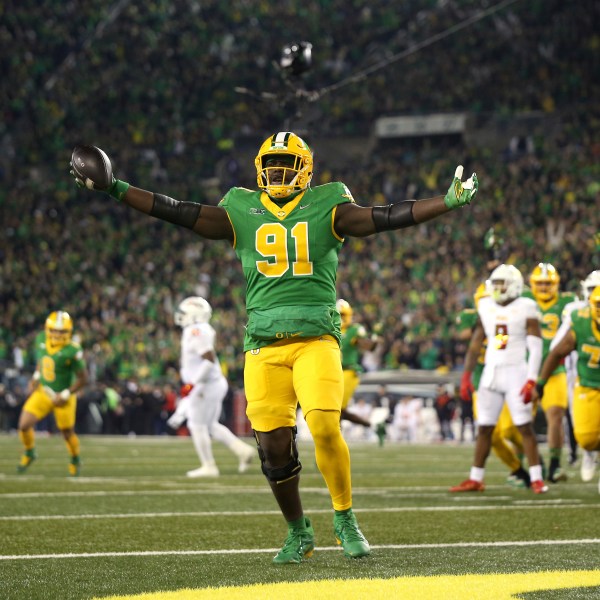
[299,204,311,210]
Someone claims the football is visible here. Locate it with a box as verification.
[71,145,113,190]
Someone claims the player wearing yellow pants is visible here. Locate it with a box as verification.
[536,286,600,490]
[525,263,576,482]
[72,131,478,564]
[18,311,88,477]
[336,300,380,440]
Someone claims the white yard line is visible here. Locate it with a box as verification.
[0,502,595,521]
[2,539,600,561]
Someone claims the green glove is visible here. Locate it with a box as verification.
[70,169,129,201]
[444,165,478,209]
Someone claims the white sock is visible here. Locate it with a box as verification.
[189,424,215,466]
[529,464,543,481]
[470,466,485,482]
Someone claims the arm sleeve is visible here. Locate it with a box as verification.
[526,335,543,381]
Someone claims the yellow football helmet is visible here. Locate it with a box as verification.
[45,311,73,350]
[336,298,353,328]
[255,131,313,199]
[590,285,600,325]
[473,282,488,309]
[529,262,560,302]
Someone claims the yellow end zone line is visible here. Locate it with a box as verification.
[92,571,600,600]
[2,538,600,560]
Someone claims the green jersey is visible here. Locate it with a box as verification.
[340,323,367,372]
[523,291,577,375]
[570,308,600,388]
[35,333,86,392]
[455,308,485,388]
[220,182,352,350]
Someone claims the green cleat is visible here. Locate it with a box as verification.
[333,509,371,558]
[68,455,81,477]
[17,448,37,473]
[272,517,315,565]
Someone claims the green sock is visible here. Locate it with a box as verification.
[550,447,562,460]
[287,517,307,530]
[334,508,352,517]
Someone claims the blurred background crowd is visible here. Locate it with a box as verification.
[1,0,598,434]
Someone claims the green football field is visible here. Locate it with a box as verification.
[1,434,600,600]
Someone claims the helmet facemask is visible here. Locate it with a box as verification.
[255,132,313,199]
[45,311,73,351]
[486,264,523,304]
[530,263,560,302]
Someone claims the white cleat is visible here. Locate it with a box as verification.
[186,465,219,478]
[581,450,597,482]
[238,448,255,474]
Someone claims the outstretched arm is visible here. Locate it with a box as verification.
[70,145,233,242]
[121,186,233,241]
[335,166,478,237]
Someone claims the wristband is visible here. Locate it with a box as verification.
[32,371,40,382]
[108,179,130,202]
[536,378,547,387]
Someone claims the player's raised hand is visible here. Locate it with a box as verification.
[70,145,129,201]
[444,165,478,208]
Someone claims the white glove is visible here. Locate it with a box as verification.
[43,386,71,404]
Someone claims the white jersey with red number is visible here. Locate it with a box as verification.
[479,296,540,367]
[180,322,223,384]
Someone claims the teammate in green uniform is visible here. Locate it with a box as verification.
[17,311,88,476]
[524,263,577,482]
[336,299,381,440]
[70,132,478,563]
[535,286,600,491]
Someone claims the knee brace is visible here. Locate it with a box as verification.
[254,427,302,483]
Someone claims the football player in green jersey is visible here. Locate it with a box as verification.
[525,263,578,482]
[17,311,88,476]
[71,132,478,563]
[535,286,600,491]
[336,299,381,439]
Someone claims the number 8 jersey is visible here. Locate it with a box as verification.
[478,296,541,367]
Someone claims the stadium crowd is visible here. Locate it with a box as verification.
[1,1,598,431]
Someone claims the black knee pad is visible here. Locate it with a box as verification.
[253,426,302,483]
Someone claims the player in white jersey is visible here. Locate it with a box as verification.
[550,270,600,480]
[168,296,255,477]
[450,264,548,494]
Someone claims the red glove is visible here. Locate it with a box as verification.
[180,383,194,398]
[520,379,536,404]
[460,370,474,402]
